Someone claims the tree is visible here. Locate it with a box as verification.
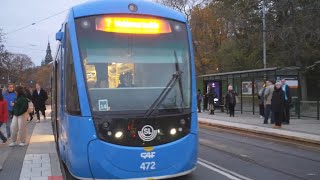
[1,53,35,84]
[154,0,209,21]
[267,0,320,68]
[0,29,9,81]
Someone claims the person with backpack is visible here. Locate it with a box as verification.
[197,89,203,113]
[9,86,29,147]
[3,83,16,139]
[225,85,237,117]
[258,83,266,118]
[0,88,9,144]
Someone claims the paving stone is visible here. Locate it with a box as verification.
[30,177,48,180]
[42,169,52,176]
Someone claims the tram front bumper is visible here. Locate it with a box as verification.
[88,134,198,179]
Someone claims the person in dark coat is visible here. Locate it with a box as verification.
[203,93,208,112]
[225,85,237,117]
[271,81,286,128]
[281,79,292,124]
[32,83,48,123]
[24,86,33,122]
[197,89,203,113]
[207,86,217,115]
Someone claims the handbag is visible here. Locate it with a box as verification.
[28,101,34,113]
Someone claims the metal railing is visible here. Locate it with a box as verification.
[295,100,320,120]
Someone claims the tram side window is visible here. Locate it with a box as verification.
[64,26,81,115]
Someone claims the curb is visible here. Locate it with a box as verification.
[199,119,320,146]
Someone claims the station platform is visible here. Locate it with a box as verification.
[0,107,62,180]
[198,111,320,145]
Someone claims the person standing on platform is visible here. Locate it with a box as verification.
[281,79,292,125]
[263,80,275,124]
[203,93,208,112]
[32,83,48,123]
[197,89,203,113]
[258,83,266,119]
[208,86,217,115]
[271,81,286,128]
[0,88,8,144]
[3,83,16,139]
[225,85,237,117]
[9,86,29,147]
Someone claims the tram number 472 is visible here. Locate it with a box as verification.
[140,162,156,171]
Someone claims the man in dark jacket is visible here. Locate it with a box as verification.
[197,89,203,113]
[208,86,217,115]
[281,79,292,124]
[32,83,48,123]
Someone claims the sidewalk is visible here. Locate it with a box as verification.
[0,108,63,180]
[198,111,320,145]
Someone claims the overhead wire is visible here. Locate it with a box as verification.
[4,9,69,35]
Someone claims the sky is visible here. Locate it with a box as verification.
[0,0,94,66]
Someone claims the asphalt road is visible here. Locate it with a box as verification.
[172,125,320,180]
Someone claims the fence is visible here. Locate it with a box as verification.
[295,100,320,120]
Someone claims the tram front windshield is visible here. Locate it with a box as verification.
[75,15,191,114]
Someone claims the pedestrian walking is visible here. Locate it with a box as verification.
[225,85,237,117]
[208,86,217,115]
[203,93,208,112]
[258,83,266,118]
[24,86,33,122]
[271,81,286,128]
[263,80,275,124]
[32,83,48,123]
[197,89,203,113]
[9,86,29,147]
[0,89,8,144]
[3,83,16,139]
[281,79,292,125]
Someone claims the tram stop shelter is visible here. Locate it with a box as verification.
[198,67,301,116]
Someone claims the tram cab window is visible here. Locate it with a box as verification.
[76,15,191,112]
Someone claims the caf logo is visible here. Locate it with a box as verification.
[138,125,157,142]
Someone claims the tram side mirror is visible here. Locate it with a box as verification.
[56,31,64,41]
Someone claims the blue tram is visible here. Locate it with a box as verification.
[51,0,198,179]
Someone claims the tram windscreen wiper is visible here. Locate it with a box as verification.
[144,51,183,117]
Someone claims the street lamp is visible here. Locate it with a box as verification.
[262,0,267,69]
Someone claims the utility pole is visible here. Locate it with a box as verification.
[262,0,267,69]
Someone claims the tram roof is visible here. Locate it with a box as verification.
[71,0,187,22]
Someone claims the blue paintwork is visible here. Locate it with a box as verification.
[63,115,96,177]
[56,0,198,179]
[68,14,92,117]
[72,0,186,22]
[88,134,198,179]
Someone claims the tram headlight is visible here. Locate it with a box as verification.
[180,119,186,125]
[115,131,123,139]
[107,131,112,136]
[178,127,183,132]
[170,128,177,135]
